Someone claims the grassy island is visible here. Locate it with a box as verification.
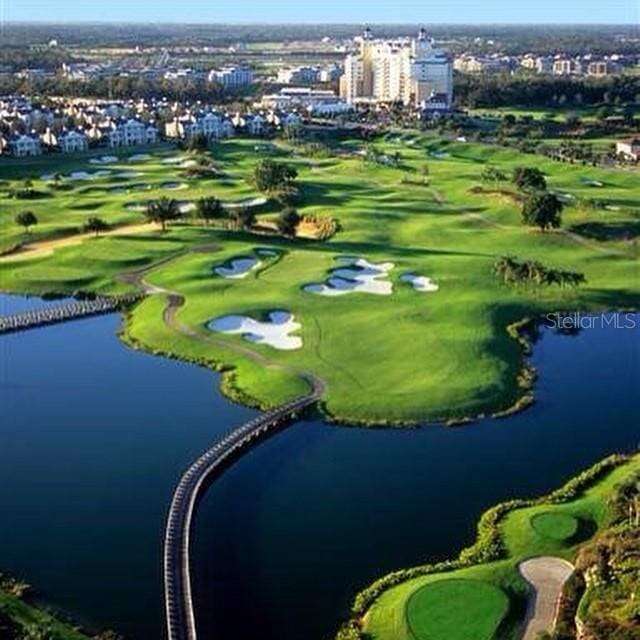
[1,135,638,424]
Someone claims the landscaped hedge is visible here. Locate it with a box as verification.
[342,453,631,635]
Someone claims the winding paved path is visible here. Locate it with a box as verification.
[519,556,574,640]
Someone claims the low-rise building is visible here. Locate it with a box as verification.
[107,118,159,147]
[9,133,42,157]
[616,137,640,160]
[208,66,253,87]
[59,130,89,153]
[277,66,320,85]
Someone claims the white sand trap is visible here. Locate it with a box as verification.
[125,203,148,212]
[71,170,111,180]
[305,257,394,296]
[40,173,55,181]
[128,153,151,162]
[89,155,118,165]
[180,159,198,168]
[430,151,449,159]
[161,182,188,190]
[215,256,260,279]
[69,171,92,180]
[208,311,302,350]
[256,248,278,257]
[582,178,604,187]
[225,197,268,209]
[178,202,196,214]
[162,156,183,164]
[115,171,143,179]
[401,272,439,292]
[553,191,575,203]
[605,205,621,211]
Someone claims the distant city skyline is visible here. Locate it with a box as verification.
[1,0,637,24]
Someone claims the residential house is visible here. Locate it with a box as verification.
[9,133,42,157]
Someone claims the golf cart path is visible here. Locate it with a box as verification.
[1,222,158,262]
[519,556,574,640]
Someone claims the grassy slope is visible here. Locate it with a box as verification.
[0,590,89,640]
[1,137,638,423]
[362,455,640,640]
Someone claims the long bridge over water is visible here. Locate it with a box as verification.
[0,294,141,334]
[163,377,323,640]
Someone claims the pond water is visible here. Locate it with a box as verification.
[0,297,638,640]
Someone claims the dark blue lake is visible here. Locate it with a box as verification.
[0,297,638,640]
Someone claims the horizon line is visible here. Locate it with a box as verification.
[1,20,637,26]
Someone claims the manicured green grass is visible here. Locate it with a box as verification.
[530,512,579,541]
[361,455,640,640]
[406,579,509,640]
[1,136,638,423]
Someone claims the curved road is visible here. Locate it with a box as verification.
[519,556,574,640]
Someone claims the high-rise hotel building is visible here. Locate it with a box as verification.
[340,27,453,110]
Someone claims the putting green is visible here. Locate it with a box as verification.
[530,511,579,541]
[406,579,509,640]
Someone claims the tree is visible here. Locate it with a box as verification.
[15,210,38,234]
[144,197,180,231]
[83,216,109,237]
[512,166,547,191]
[277,207,301,237]
[481,166,508,187]
[195,196,224,225]
[253,160,297,192]
[521,192,563,231]
[228,207,256,231]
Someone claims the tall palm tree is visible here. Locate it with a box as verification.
[145,197,180,232]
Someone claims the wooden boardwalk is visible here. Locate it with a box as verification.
[164,377,324,640]
[0,295,141,334]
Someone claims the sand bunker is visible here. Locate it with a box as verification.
[400,272,439,292]
[582,178,604,187]
[128,154,151,162]
[304,257,394,296]
[430,151,449,159]
[256,248,278,257]
[225,197,268,209]
[70,170,112,180]
[161,182,188,190]
[89,155,118,165]
[215,256,260,278]
[115,171,143,179]
[161,156,183,164]
[178,201,196,214]
[208,311,302,350]
[125,203,148,212]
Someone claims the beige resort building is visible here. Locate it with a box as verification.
[340,27,453,110]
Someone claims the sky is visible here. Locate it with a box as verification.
[1,0,638,24]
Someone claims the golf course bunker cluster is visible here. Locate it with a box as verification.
[208,311,302,350]
[304,256,395,296]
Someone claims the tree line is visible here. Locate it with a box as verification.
[456,73,640,108]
